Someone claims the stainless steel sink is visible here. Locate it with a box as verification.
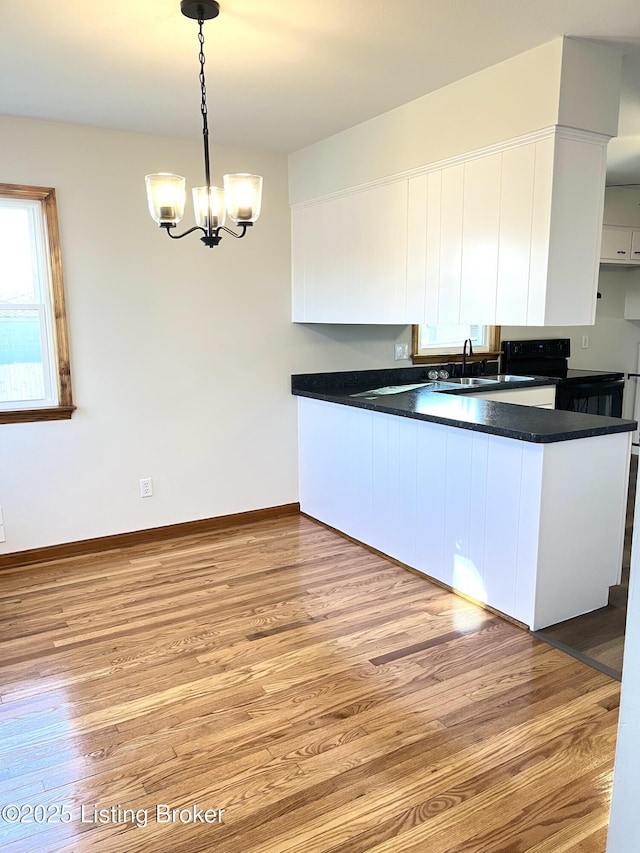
[444,377,500,386]
[447,375,536,386]
[349,374,538,400]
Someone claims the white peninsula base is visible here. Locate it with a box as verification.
[298,397,631,630]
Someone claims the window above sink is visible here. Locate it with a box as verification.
[412,324,501,365]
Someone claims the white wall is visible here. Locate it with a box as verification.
[0,115,406,554]
[289,37,620,204]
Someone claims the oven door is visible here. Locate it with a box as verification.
[556,379,624,417]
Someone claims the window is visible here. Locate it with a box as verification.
[0,184,74,424]
[412,324,500,364]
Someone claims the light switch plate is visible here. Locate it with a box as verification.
[394,343,409,360]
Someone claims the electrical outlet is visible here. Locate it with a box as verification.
[139,478,153,498]
[394,343,409,361]
[581,335,589,349]
[0,507,5,542]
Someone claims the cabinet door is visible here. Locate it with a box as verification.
[407,173,428,320]
[291,182,409,323]
[407,170,442,323]
[346,181,409,322]
[601,226,632,262]
[496,144,536,325]
[292,196,347,322]
[437,164,465,324]
[468,386,556,407]
[459,153,501,324]
[631,230,640,263]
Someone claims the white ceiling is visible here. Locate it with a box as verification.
[2,0,640,181]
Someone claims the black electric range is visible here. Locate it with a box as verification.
[501,339,624,417]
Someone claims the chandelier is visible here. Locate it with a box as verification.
[145,1,263,248]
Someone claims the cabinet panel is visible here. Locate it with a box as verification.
[291,182,409,323]
[298,397,346,527]
[528,136,554,323]
[291,205,306,320]
[395,418,419,570]
[483,437,522,617]
[631,230,640,262]
[407,174,428,320]
[437,164,465,324]
[514,445,543,626]
[601,226,632,261]
[543,134,605,324]
[496,145,536,325]
[370,412,397,558]
[468,385,556,407]
[467,432,489,601]
[425,170,443,323]
[345,406,374,547]
[414,421,447,582]
[292,198,347,322]
[442,428,473,588]
[459,153,501,324]
[343,181,409,322]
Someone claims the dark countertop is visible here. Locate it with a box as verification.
[291,367,636,444]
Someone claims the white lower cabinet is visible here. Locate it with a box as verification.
[466,385,556,408]
[298,397,630,629]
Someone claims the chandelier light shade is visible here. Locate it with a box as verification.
[224,173,263,223]
[145,1,263,248]
[192,185,226,229]
[145,174,186,227]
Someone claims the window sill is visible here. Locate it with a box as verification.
[411,350,501,365]
[0,406,77,425]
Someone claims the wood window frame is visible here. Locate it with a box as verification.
[0,183,75,424]
[411,325,501,365]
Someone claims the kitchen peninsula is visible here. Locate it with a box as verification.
[293,368,636,630]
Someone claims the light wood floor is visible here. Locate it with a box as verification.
[0,514,619,852]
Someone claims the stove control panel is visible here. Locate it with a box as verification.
[501,338,571,360]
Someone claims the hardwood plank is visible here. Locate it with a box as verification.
[0,514,619,852]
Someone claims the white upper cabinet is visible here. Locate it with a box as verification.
[601,225,632,261]
[600,226,640,265]
[292,181,411,323]
[599,187,640,269]
[291,128,607,326]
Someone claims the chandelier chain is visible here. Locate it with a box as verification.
[198,19,208,124]
[197,17,213,233]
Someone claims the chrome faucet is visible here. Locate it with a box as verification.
[461,338,474,375]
